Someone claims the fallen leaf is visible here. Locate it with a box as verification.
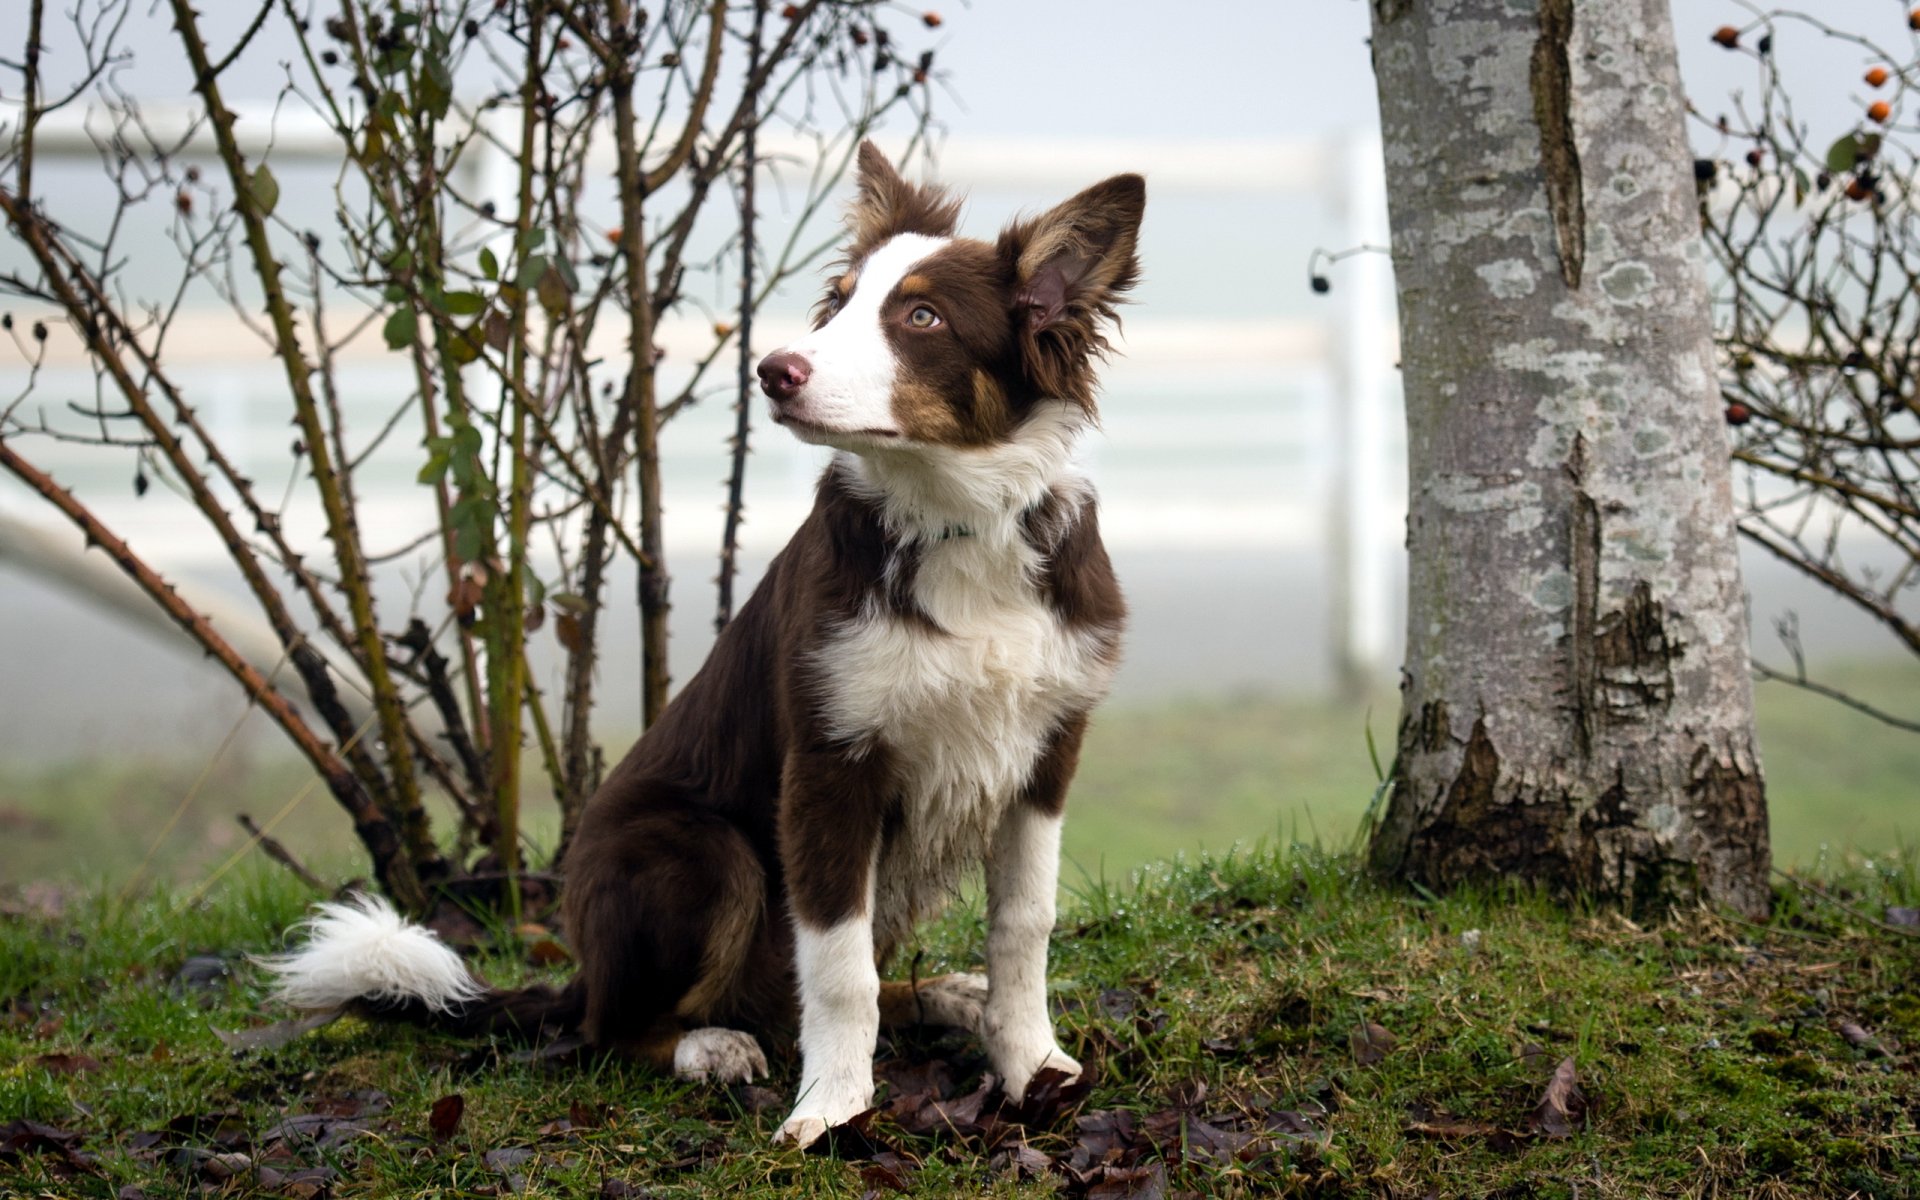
[1530,1056,1587,1138]
[1084,1161,1168,1200]
[485,1146,534,1193]
[1839,1021,1895,1057]
[990,1140,1053,1179]
[1069,1109,1142,1173]
[1404,1104,1503,1142]
[803,1108,897,1160]
[166,1111,250,1150]
[430,1094,466,1141]
[733,1085,784,1114]
[1144,1107,1253,1166]
[569,1100,607,1129]
[171,955,233,992]
[1004,1065,1094,1127]
[213,1007,344,1052]
[1351,1021,1396,1065]
[312,1089,392,1118]
[1,1118,98,1175]
[30,1051,103,1075]
[199,1151,254,1182]
[859,1151,915,1193]
[260,1113,374,1150]
[1885,905,1920,927]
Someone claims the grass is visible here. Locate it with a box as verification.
[8,851,1920,1197]
[4,659,1916,889]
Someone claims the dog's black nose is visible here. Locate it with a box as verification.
[757,351,812,403]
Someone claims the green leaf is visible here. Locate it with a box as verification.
[453,425,483,457]
[1826,133,1860,174]
[420,57,453,122]
[454,522,484,565]
[442,290,486,316]
[383,308,418,351]
[1793,166,1810,207]
[516,228,547,255]
[515,253,550,291]
[248,164,280,217]
[445,328,481,365]
[535,264,571,316]
[383,283,407,303]
[479,246,499,281]
[417,452,451,485]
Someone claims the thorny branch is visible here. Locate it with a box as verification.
[1693,7,1920,732]
[0,0,947,909]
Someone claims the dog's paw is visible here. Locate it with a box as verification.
[914,972,990,1032]
[772,1080,873,1148]
[773,1114,830,1148]
[997,1042,1083,1104]
[673,1027,767,1084]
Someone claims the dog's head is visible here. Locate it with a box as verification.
[757,142,1144,453]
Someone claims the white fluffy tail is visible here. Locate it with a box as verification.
[262,893,483,1013]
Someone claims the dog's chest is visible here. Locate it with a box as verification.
[814,532,1115,945]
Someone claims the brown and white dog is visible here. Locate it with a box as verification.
[266,142,1143,1147]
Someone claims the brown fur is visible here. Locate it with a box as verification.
[345,144,1142,1078]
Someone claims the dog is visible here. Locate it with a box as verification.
[266,141,1143,1147]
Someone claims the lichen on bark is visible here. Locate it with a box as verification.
[1366,0,1770,918]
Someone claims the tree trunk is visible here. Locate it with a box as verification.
[1365,0,1770,917]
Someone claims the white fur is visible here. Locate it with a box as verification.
[778,909,882,1146]
[982,806,1082,1101]
[261,893,482,1013]
[673,1027,768,1083]
[777,233,951,445]
[849,400,1093,542]
[813,409,1118,951]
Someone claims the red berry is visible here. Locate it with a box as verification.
[1847,177,1873,201]
[1725,402,1752,426]
[781,3,801,17]
[1911,8,1920,32]
[1711,25,1740,49]
[922,10,943,27]
[1866,66,1892,88]
[1746,147,1764,167]
[1869,100,1893,124]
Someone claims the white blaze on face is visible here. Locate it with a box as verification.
[777,233,951,443]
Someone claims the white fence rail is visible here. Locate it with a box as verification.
[1,108,1408,719]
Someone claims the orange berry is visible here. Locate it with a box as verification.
[1866,66,1892,87]
[923,10,942,26]
[1870,99,1892,123]
[781,3,801,17]
[1711,25,1740,48]
[1911,8,1920,31]
[607,226,623,244]
[1846,177,1874,201]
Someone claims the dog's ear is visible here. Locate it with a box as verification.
[848,140,961,252]
[999,174,1146,409]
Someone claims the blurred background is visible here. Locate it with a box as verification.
[1,0,1914,885]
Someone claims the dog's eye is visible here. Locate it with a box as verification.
[906,305,941,329]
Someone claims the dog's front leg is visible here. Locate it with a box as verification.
[774,750,884,1147]
[983,719,1088,1103]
